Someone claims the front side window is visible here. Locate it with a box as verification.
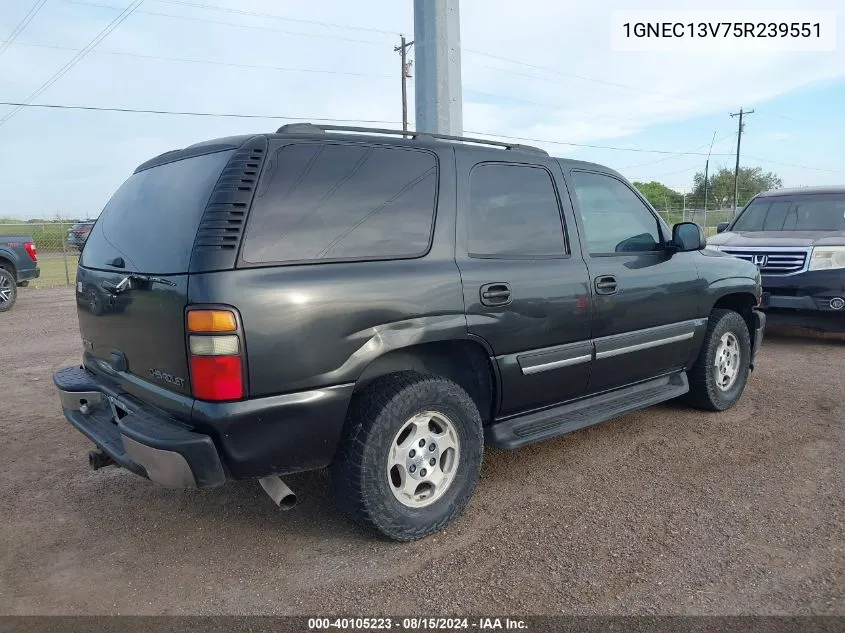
[467,163,566,258]
[242,143,438,264]
[570,171,662,254]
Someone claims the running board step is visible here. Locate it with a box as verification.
[486,372,689,449]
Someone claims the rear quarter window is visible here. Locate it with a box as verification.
[81,149,235,274]
[240,143,438,264]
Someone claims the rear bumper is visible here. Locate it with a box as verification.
[17,266,40,281]
[54,366,225,488]
[53,365,354,487]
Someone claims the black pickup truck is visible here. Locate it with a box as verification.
[0,235,40,311]
[53,125,765,540]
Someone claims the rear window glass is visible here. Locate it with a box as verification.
[81,149,235,274]
[733,194,845,232]
[241,143,437,264]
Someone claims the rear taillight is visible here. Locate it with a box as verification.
[24,242,37,262]
[190,356,243,401]
[187,308,244,401]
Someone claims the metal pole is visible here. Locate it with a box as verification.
[395,35,414,133]
[413,0,463,135]
[703,130,716,233]
[730,108,753,217]
[60,219,70,285]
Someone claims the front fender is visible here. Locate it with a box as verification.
[702,276,761,313]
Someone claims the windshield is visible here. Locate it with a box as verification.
[81,149,234,274]
[732,194,845,232]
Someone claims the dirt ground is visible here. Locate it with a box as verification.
[1,288,843,615]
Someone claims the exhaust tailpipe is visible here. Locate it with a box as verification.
[259,475,298,510]
[88,449,115,470]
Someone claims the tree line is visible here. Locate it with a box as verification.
[634,166,782,212]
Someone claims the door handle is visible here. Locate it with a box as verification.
[594,275,618,295]
[480,282,512,306]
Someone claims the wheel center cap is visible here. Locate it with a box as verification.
[407,437,438,480]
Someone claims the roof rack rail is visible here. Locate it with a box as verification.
[275,123,549,156]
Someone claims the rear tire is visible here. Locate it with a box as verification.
[0,268,17,312]
[332,372,484,541]
[684,309,751,411]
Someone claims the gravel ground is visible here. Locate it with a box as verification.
[1,288,843,615]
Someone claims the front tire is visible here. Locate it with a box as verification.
[332,372,484,541]
[685,309,752,411]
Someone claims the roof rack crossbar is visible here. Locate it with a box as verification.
[275,123,548,156]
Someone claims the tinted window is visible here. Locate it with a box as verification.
[242,144,437,263]
[733,195,845,231]
[570,171,661,254]
[82,149,235,274]
[467,164,566,257]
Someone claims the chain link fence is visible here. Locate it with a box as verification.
[0,222,80,288]
[652,206,738,236]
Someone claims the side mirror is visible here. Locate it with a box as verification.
[716,222,730,233]
[671,222,706,252]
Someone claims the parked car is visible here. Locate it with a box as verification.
[0,235,40,311]
[67,220,95,251]
[708,186,845,332]
[53,125,765,540]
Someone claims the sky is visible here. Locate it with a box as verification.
[1,0,844,220]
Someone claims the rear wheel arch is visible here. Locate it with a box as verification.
[0,256,16,279]
[354,339,498,425]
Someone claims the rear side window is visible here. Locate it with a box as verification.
[241,143,437,264]
[82,149,235,274]
[467,163,566,258]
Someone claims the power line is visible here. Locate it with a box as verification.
[464,130,736,156]
[0,101,399,124]
[7,41,392,78]
[150,0,399,36]
[649,165,701,179]
[743,154,843,174]
[0,0,145,129]
[2,100,840,173]
[0,0,48,59]
[63,0,390,46]
[620,132,735,169]
[464,49,734,109]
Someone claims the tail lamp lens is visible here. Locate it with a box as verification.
[187,310,237,333]
[24,242,37,262]
[186,309,243,401]
[189,356,243,401]
[189,334,239,356]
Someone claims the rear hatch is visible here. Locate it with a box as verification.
[77,147,237,411]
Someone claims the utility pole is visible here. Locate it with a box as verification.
[413,0,463,135]
[730,108,754,216]
[703,130,716,230]
[394,35,414,133]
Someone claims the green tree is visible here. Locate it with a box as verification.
[691,167,782,209]
[632,181,683,211]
